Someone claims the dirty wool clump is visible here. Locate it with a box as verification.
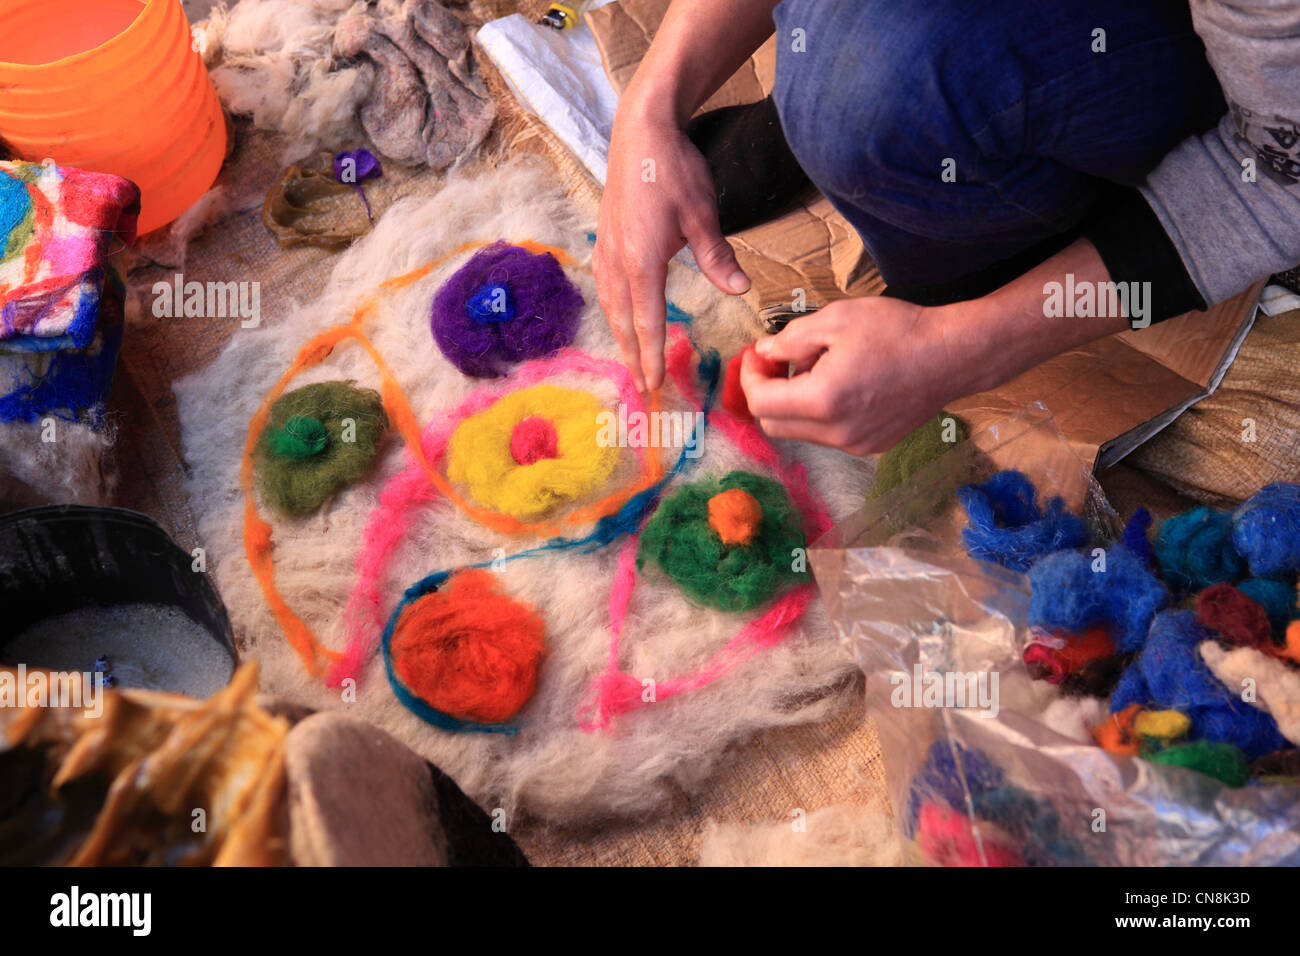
[200,0,495,168]
[256,380,389,516]
[174,159,869,823]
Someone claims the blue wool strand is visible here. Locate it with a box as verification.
[466,283,516,324]
[1232,483,1300,578]
[1152,506,1244,592]
[1028,544,1168,652]
[381,326,721,732]
[1122,507,1154,566]
[958,470,1088,572]
[1109,609,1288,759]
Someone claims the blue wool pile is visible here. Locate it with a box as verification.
[958,470,1088,572]
[1238,577,1300,630]
[1110,610,1287,759]
[1231,483,1300,578]
[1152,507,1244,592]
[1028,544,1168,652]
[904,740,1004,837]
[1122,507,1154,567]
[971,785,1090,866]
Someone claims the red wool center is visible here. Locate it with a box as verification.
[510,416,560,465]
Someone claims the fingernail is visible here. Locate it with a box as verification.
[754,338,771,355]
[728,271,750,293]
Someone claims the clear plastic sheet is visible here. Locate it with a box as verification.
[810,404,1300,865]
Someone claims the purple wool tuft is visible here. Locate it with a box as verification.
[430,242,583,377]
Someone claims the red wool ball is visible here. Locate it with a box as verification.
[1196,583,1273,653]
[391,569,546,724]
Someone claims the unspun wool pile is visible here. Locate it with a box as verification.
[698,800,902,867]
[199,0,494,168]
[174,159,867,822]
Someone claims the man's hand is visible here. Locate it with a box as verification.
[738,239,1131,455]
[739,297,961,455]
[592,0,779,391]
[595,109,750,392]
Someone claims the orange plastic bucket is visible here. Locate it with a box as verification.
[0,0,227,234]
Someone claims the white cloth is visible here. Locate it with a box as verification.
[476,10,619,185]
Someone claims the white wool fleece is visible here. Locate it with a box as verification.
[174,158,871,823]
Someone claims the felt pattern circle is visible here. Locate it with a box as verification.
[445,383,618,520]
[256,380,388,515]
[388,568,545,727]
[430,241,582,377]
[638,470,808,613]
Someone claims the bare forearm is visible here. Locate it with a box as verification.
[622,0,779,126]
[934,239,1131,398]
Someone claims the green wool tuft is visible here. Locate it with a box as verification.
[871,411,967,499]
[637,470,806,613]
[1147,740,1250,788]
[268,415,329,459]
[255,381,388,516]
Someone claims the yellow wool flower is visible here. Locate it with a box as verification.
[445,384,618,519]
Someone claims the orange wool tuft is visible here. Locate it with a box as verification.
[708,487,763,546]
[1056,627,1116,671]
[1094,702,1144,756]
[390,569,546,724]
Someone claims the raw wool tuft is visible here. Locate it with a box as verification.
[1239,577,1300,631]
[698,800,902,867]
[1200,641,1300,746]
[871,410,966,500]
[1231,483,1300,578]
[202,0,493,167]
[1195,583,1274,654]
[1027,545,1168,653]
[1040,694,1104,743]
[1147,740,1250,788]
[1109,609,1287,759]
[0,419,117,508]
[173,158,869,822]
[957,469,1088,572]
[1152,506,1244,592]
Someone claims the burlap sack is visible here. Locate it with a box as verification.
[1130,308,1300,506]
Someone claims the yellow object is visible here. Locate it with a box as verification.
[0,0,227,234]
[542,3,582,29]
[1134,709,1191,741]
[446,384,618,520]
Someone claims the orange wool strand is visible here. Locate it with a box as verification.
[390,569,545,724]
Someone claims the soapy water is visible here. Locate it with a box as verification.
[4,603,235,699]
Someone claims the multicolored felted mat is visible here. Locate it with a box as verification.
[175,159,868,823]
